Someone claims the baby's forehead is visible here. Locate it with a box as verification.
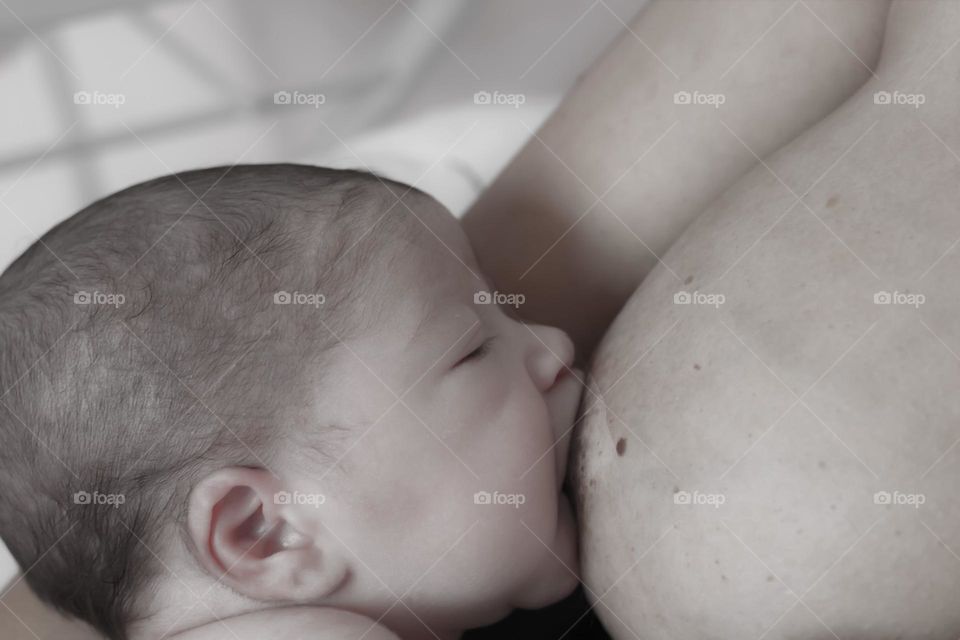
[379,195,484,291]
[361,246,486,356]
[380,251,484,341]
[328,188,487,345]
[400,194,475,263]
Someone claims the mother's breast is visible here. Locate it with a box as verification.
[571,159,960,638]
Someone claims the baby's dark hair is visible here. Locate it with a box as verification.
[0,163,419,640]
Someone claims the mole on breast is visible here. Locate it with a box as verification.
[616,437,627,456]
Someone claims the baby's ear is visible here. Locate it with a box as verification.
[186,467,347,602]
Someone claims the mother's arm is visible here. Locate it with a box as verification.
[463,0,890,359]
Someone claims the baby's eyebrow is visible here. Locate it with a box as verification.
[409,303,481,353]
[408,303,438,349]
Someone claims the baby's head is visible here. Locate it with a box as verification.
[0,164,582,640]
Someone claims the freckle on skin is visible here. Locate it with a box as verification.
[818,460,827,469]
[684,275,694,285]
[767,575,775,582]
[826,195,839,208]
[693,363,701,370]
[616,438,627,456]
[721,574,728,582]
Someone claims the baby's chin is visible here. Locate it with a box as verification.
[511,491,580,609]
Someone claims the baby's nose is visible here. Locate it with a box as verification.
[526,325,575,392]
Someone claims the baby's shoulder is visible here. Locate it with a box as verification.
[172,606,400,640]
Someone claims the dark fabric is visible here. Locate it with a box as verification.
[463,586,611,640]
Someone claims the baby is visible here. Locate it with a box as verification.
[0,164,584,640]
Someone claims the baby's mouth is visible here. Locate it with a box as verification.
[552,367,585,489]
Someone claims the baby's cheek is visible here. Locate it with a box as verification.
[458,374,557,504]
[497,393,554,472]
[454,368,508,420]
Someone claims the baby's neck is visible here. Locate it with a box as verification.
[150,606,460,640]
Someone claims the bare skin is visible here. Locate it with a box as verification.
[166,607,400,640]
[475,0,960,637]
[464,0,891,358]
[470,0,960,638]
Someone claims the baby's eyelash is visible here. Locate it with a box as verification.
[458,337,494,365]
